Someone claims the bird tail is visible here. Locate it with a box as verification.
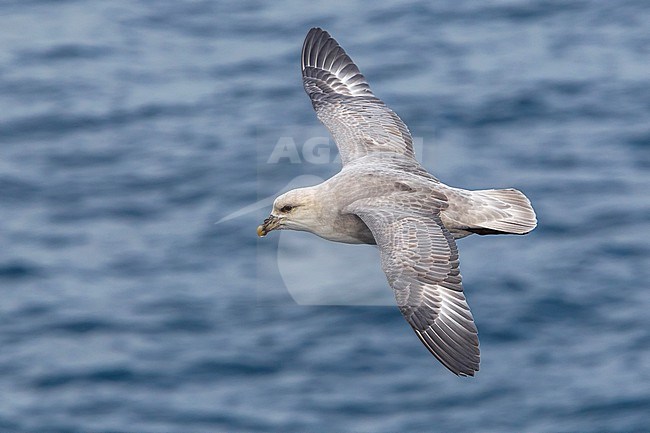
[465,188,537,236]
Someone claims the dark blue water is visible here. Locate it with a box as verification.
[1,1,649,432]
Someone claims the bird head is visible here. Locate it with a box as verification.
[257,187,319,237]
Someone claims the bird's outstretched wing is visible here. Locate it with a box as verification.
[302,28,415,166]
[347,198,480,376]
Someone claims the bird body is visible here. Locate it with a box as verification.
[257,28,537,376]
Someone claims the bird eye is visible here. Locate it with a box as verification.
[280,205,293,213]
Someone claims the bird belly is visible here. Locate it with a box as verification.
[316,213,376,245]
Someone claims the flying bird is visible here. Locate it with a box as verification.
[257,28,537,376]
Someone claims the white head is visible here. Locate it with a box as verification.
[257,187,320,236]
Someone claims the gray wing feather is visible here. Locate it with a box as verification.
[348,198,480,376]
[302,28,415,166]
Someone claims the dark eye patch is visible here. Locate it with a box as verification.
[280,205,293,212]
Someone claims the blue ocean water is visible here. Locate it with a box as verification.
[1,1,649,432]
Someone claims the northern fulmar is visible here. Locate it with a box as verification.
[257,28,537,376]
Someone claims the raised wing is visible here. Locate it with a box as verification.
[301,28,415,166]
[348,199,480,376]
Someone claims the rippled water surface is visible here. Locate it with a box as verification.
[1,1,649,432]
